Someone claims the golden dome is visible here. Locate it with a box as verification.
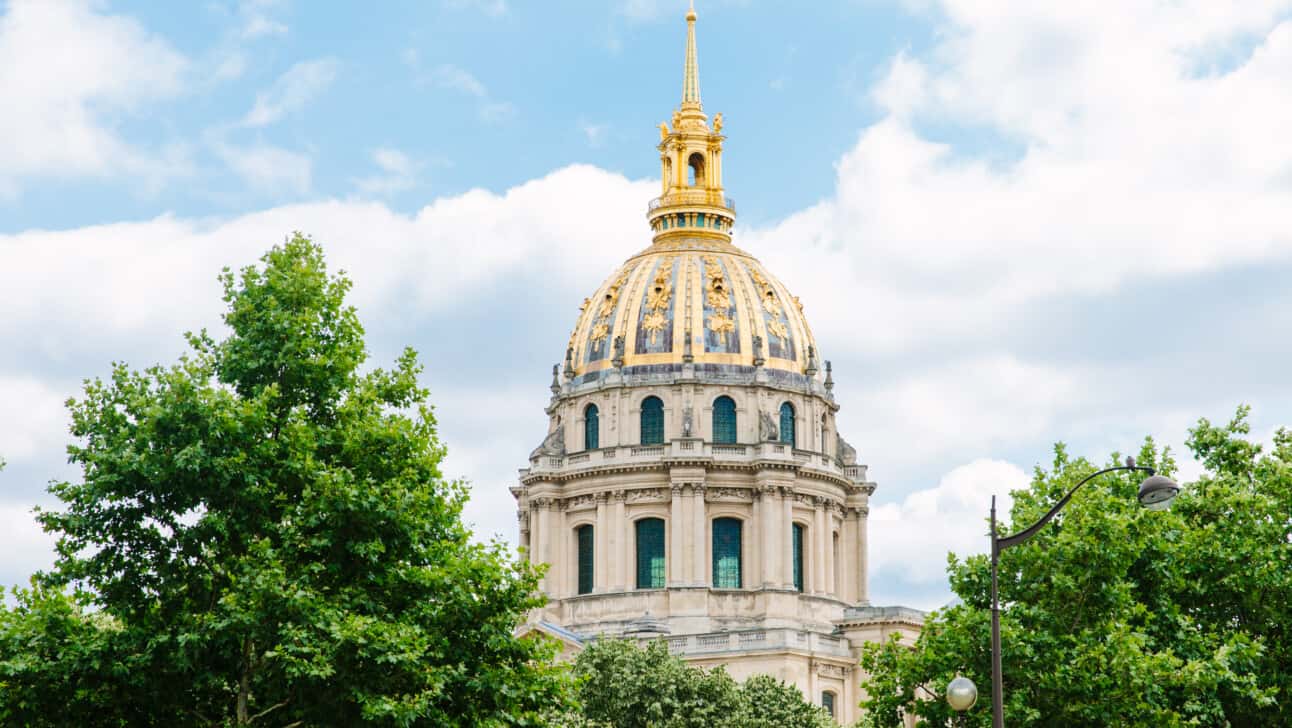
[565,237,820,382]
[561,6,820,385]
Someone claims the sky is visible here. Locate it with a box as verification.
[3,0,1292,611]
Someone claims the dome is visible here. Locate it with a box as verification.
[564,235,820,384]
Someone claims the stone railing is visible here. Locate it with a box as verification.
[656,628,854,658]
[528,439,847,477]
[647,190,736,213]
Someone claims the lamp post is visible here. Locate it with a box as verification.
[988,458,1180,728]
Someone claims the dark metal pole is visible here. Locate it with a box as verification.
[991,495,1004,728]
[987,465,1154,728]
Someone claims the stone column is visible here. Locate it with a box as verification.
[670,485,684,586]
[613,491,627,592]
[752,488,765,588]
[841,511,857,602]
[826,506,837,596]
[781,487,794,589]
[813,497,827,595]
[692,485,707,586]
[595,493,608,592]
[857,505,870,604]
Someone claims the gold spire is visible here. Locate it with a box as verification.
[648,1,733,247]
[682,1,701,108]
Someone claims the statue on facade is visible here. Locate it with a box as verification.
[713,112,723,134]
[659,122,670,140]
[530,417,566,459]
[612,335,626,368]
[759,410,779,442]
[751,334,765,366]
[682,406,694,437]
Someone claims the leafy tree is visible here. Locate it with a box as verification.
[0,235,574,726]
[569,638,834,728]
[858,412,1288,727]
[737,674,837,728]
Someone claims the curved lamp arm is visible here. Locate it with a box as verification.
[996,465,1154,551]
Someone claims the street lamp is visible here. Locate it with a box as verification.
[947,675,978,712]
[988,458,1180,728]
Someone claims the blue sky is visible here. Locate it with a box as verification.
[4,0,1292,611]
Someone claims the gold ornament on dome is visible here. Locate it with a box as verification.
[589,322,609,345]
[642,311,667,344]
[767,319,788,340]
[708,310,735,344]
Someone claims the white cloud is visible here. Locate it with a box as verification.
[0,0,189,191]
[213,141,313,195]
[242,58,339,127]
[747,2,1292,357]
[0,377,69,463]
[237,0,289,38]
[870,459,1028,594]
[0,502,57,589]
[427,63,487,97]
[353,147,420,196]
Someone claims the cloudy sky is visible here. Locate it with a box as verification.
[4,0,1292,611]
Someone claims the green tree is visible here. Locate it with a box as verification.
[858,413,1287,727]
[569,638,835,728]
[0,235,574,726]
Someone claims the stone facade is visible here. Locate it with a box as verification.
[511,7,922,725]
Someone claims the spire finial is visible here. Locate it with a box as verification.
[682,1,700,107]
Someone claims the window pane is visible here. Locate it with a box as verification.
[585,405,599,450]
[822,692,835,718]
[713,396,737,444]
[712,518,742,589]
[793,523,805,593]
[641,397,664,445]
[779,402,795,446]
[577,525,594,595]
[636,518,666,589]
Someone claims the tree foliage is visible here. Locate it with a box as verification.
[858,411,1290,727]
[0,235,574,726]
[568,639,836,728]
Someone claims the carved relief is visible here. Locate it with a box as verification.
[817,664,846,679]
[705,487,753,503]
[627,488,667,503]
[758,410,778,441]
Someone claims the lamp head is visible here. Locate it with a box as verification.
[1137,473,1180,511]
[946,675,978,712]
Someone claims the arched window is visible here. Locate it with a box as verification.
[584,404,599,450]
[687,152,705,187]
[640,396,664,445]
[713,396,737,444]
[712,518,742,589]
[779,402,795,447]
[636,518,666,589]
[821,691,836,719]
[576,525,594,595]
[792,522,805,593]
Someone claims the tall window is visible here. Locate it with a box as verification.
[712,518,742,589]
[779,402,795,446]
[713,396,737,444]
[576,525,594,595]
[822,691,836,719]
[641,396,664,445]
[636,518,666,589]
[792,523,805,593]
[584,404,599,450]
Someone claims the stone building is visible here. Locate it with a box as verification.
[511,6,922,724]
